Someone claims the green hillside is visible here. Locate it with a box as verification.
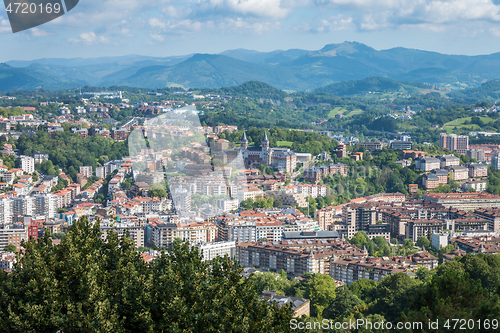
[316,76,429,96]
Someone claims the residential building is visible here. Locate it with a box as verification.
[439,155,460,168]
[415,157,440,171]
[100,221,145,248]
[217,197,239,212]
[0,224,27,251]
[439,133,469,154]
[19,156,35,174]
[468,163,488,178]
[34,194,57,219]
[468,148,485,162]
[80,166,92,178]
[422,193,500,210]
[195,241,236,261]
[262,291,310,318]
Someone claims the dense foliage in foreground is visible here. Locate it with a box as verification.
[0,217,293,333]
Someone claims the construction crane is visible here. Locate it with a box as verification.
[385,104,396,112]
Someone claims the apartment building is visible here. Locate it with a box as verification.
[422,193,500,210]
[468,163,488,178]
[236,240,366,277]
[415,157,440,171]
[195,241,236,261]
[100,221,145,248]
[474,208,500,232]
[331,252,437,285]
[0,224,28,251]
[79,166,93,178]
[439,155,460,168]
[19,156,35,174]
[439,133,469,154]
[315,206,342,230]
[445,165,469,181]
[265,190,308,208]
[147,222,217,248]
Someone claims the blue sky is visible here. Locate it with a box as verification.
[3,0,500,61]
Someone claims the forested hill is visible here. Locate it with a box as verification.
[201,81,288,100]
[316,76,431,96]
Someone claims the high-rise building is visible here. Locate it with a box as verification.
[12,196,34,216]
[439,133,469,154]
[34,194,57,219]
[468,148,485,162]
[19,156,35,174]
[0,198,13,225]
[492,151,500,170]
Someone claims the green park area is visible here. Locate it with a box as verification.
[443,116,496,133]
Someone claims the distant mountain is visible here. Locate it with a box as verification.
[0,63,87,91]
[316,76,429,96]
[101,54,303,90]
[6,41,500,91]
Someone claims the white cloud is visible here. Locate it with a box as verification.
[316,14,354,32]
[0,17,10,34]
[316,0,500,28]
[31,28,51,36]
[69,32,109,44]
[203,0,292,19]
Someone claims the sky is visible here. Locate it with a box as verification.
[3,0,500,61]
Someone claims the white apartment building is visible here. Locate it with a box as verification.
[96,166,106,179]
[217,197,239,212]
[100,221,145,248]
[0,198,13,225]
[237,188,264,202]
[12,196,34,216]
[195,241,236,261]
[34,194,57,219]
[80,166,93,178]
[20,156,35,174]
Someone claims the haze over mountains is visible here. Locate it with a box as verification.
[4,41,500,91]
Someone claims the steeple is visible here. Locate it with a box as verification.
[263,131,269,142]
[240,129,248,149]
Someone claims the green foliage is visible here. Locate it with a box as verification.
[3,244,16,252]
[0,217,294,332]
[305,273,337,317]
[16,130,128,179]
[51,232,65,240]
[147,188,168,198]
[324,286,362,320]
[249,272,290,296]
[369,273,421,322]
[403,269,500,327]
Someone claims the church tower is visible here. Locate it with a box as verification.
[261,131,271,165]
[240,130,248,149]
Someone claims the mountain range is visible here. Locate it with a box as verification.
[4,41,500,91]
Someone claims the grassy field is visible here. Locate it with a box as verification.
[328,107,363,119]
[443,116,496,133]
[276,141,294,147]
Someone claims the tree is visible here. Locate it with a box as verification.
[3,244,16,252]
[370,273,421,322]
[306,273,336,317]
[324,286,361,319]
[416,235,430,249]
[403,269,500,326]
[0,217,294,332]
